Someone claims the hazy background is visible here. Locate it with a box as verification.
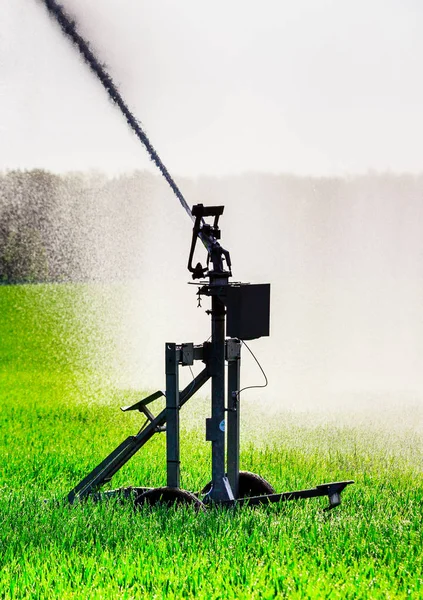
[1,1,422,418]
[2,0,423,175]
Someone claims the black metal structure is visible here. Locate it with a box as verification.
[37,1,353,512]
[67,204,353,510]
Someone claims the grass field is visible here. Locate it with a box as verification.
[1,284,422,599]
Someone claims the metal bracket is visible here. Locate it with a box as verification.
[203,475,235,504]
[226,338,241,361]
[180,343,194,366]
[121,390,166,433]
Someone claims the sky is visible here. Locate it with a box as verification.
[1,0,423,176]
[1,1,423,412]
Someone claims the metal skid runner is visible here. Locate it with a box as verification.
[68,204,353,510]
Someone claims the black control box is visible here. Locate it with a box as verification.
[225,283,270,340]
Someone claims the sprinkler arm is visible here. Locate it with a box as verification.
[187,204,232,279]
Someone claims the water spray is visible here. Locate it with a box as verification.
[38,0,192,221]
[38,1,353,509]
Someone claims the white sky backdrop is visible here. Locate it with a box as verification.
[1,0,423,176]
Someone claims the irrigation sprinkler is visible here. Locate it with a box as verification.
[67,204,353,510]
[37,0,353,510]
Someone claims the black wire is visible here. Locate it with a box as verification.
[234,340,268,398]
[186,364,197,398]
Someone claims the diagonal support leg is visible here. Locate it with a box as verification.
[67,368,210,503]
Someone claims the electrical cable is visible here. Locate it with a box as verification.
[233,340,268,398]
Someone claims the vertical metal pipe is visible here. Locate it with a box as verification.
[227,341,241,498]
[165,342,180,488]
[209,292,227,500]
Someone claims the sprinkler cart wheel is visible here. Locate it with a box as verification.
[238,472,276,497]
[202,471,275,498]
[135,487,205,511]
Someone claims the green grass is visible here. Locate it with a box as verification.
[1,284,422,599]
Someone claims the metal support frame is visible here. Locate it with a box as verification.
[206,292,234,502]
[67,203,353,511]
[163,332,242,503]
